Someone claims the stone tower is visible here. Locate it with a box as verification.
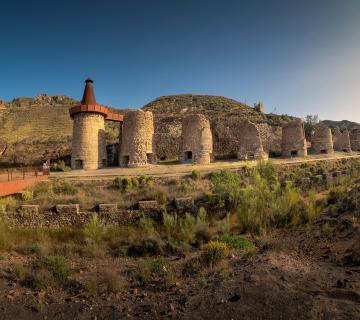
[311,123,334,154]
[281,119,307,157]
[333,127,352,152]
[120,110,155,167]
[70,79,107,170]
[179,114,213,164]
[237,119,268,160]
[350,128,360,152]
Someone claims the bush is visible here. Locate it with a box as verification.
[256,161,277,185]
[236,174,305,234]
[53,178,78,195]
[21,190,33,201]
[191,170,202,180]
[182,258,202,277]
[211,170,242,209]
[0,196,17,213]
[83,215,105,243]
[201,241,229,266]
[114,176,134,191]
[218,234,255,251]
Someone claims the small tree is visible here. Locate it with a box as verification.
[304,115,319,141]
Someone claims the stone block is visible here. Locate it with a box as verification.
[56,204,80,215]
[138,200,159,210]
[175,197,194,210]
[20,205,39,215]
[98,203,118,215]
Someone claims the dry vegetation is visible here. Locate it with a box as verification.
[0,160,359,318]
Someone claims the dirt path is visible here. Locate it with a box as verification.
[51,153,360,181]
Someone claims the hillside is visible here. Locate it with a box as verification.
[1,92,354,166]
[321,119,360,130]
[143,94,294,126]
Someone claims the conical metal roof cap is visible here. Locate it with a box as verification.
[81,78,96,105]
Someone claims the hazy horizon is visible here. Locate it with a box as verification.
[0,0,359,122]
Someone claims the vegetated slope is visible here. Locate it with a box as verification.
[142,94,294,125]
[322,119,360,130]
[0,95,126,166]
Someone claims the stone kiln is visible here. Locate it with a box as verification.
[120,110,155,167]
[311,123,334,154]
[281,119,307,157]
[179,114,213,164]
[333,128,352,152]
[69,79,123,170]
[350,129,360,152]
[237,119,268,160]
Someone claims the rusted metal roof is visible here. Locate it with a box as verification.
[81,78,97,105]
[69,78,123,122]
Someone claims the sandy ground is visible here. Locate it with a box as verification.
[51,152,360,181]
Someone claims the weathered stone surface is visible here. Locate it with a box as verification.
[152,115,282,161]
[281,119,307,157]
[254,102,264,113]
[333,128,351,152]
[20,205,39,215]
[138,200,159,210]
[175,197,194,210]
[71,113,107,170]
[237,119,268,160]
[311,123,334,154]
[98,203,118,215]
[120,110,155,167]
[55,204,80,215]
[350,129,360,152]
[179,114,213,164]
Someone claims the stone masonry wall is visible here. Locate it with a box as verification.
[333,128,352,152]
[281,119,307,157]
[311,123,334,154]
[71,113,106,170]
[120,110,155,167]
[236,119,268,160]
[350,129,360,152]
[179,114,213,164]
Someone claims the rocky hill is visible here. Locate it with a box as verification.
[321,119,360,130]
[143,94,296,160]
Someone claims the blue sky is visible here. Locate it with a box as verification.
[0,0,359,121]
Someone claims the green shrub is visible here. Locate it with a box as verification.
[191,170,202,180]
[162,210,209,245]
[218,234,255,251]
[321,223,334,235]
[114,176,134,191]
[211,170,242,209]
[43,255,71,285]
[0,196,17,213]
[256,161,277,185]
[182,258,202,277]
[21,190,33,201]
[83,215,105,243]
[201,241,229,266]
[53,178,78,195]
[18,243,41,255]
